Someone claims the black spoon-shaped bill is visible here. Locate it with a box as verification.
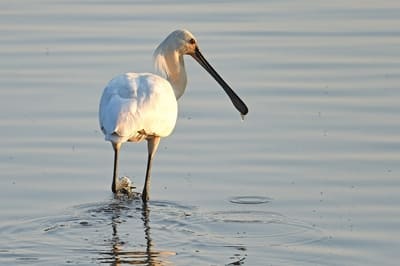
[191,47,249,116]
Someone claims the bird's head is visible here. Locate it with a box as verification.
[163,29,198,56]
[156,29,249,117]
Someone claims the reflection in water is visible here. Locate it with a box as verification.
[85,197,322,265]
[97,197,175,265]
[0,195,327,265]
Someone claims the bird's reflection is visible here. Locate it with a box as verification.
[98,195,175,265]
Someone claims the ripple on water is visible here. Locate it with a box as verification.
[206,210,326,247]
[0,197,177,265]
[0,197,326,265]
[229,195,273,204]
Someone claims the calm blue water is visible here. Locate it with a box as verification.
[1,1,399,265]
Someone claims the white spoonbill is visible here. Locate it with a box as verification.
[99,29,248,202]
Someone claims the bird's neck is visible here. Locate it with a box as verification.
[153,46,187,99]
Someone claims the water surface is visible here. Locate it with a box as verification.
[1,1,399,265]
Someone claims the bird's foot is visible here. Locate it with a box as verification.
[141,191,149,202]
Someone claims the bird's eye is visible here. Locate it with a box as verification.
[189,38,196,45]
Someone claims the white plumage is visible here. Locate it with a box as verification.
[99,29,248,202]
[99,73,177,144]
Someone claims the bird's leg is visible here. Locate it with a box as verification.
[112,142,121,193]
[142,136,160,202]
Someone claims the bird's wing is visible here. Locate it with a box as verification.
[99,73,177,143]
